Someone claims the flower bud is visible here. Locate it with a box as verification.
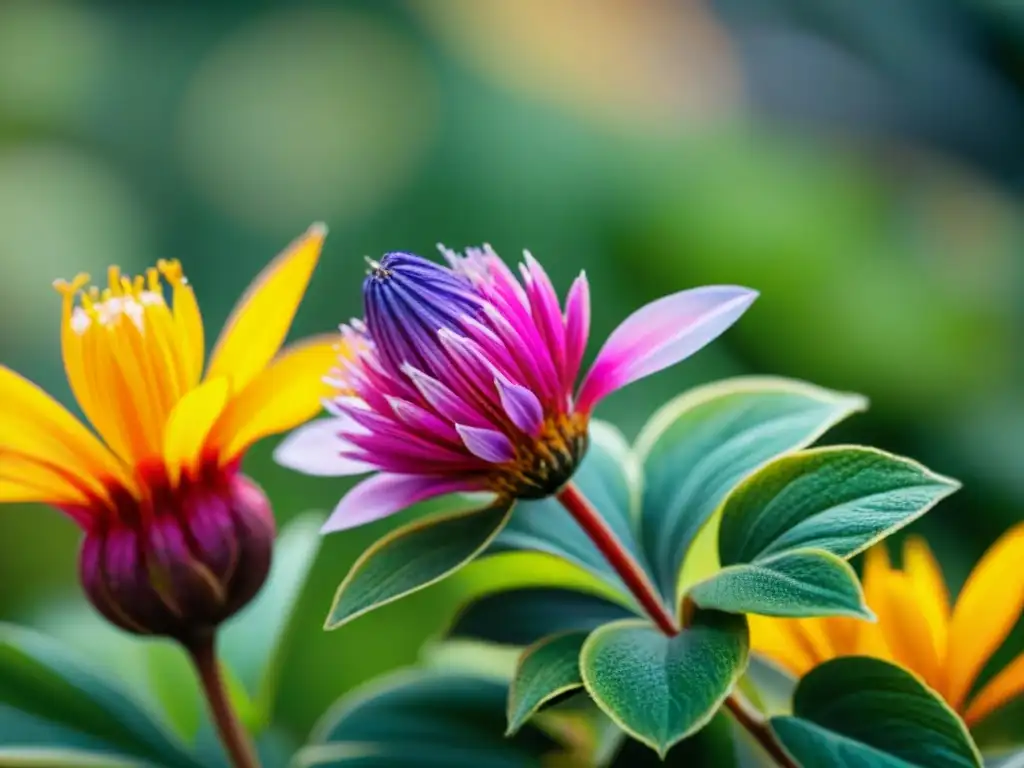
[79,473,274,642]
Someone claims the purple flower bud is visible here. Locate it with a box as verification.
[79,472,274,643]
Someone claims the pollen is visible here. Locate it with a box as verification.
[489,412,590,499]
[56,265,178,335]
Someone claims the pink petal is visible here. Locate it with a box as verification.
[576,286,758,412]
[456,424,516,463]
[322,473,486,533]
[563,271,590,389]
[402,363,492,428]
[495,377,543,436]
[273,418,376,477]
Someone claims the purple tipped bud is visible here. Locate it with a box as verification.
[79,473,274,643]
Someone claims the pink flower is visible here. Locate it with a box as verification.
[276,246,756,533]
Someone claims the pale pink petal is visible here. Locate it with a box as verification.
[495,377,543,436]
[456,424,516,463]
[322,473,486,533]
[273,419,376,477]
[576,286,758,412]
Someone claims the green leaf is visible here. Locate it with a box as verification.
[447,587,634,647]
[608,711,738,766]
[688,549,870,618]
[771,657,982,768]
[580,610,749,757]
[636,377,866,601]
[221,512,324,717]
[308,670,560,766]
[689,446,959,617]
[0,624,200,768]
[0,749,146,767]
[489,421,642,597]
[139,643,202,745]
[507,631,587,735]
[325,499,514,630]
[717,446,960,564]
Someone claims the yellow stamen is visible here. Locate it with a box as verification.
[53,263,203,469]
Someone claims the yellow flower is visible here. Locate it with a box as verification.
[0,224,339,640]
[751,525,1024,727]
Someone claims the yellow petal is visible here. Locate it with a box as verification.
[0,365,134,499]
[945,523,1024,710]
[870,571,942,689]
[964,649,1024,727]
[206,224,326,393]
[0,463,90,507]
[158,259,205,387]
[209,334,342,462]
[855,544,897,661]
[748,616,818,676]
[162,376,230,486]
[903,536,950,661]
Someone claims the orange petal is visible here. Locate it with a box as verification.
[0,365,133,499]
[945,523,1024,710]
[748,616,818,677]
[209,334,342,462]
[902,536,950,661]
[162,376,230,486]
[869,571,942,689]
[964,649,1024,727]
[205,224,326,394]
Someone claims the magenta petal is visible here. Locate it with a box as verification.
[273,419,377,477]
[456,424,515,463]
[576,286,758,412]
[494,377,543,436]
[563,271,590,388]
[402,363,492,428]
[322,474,485,533]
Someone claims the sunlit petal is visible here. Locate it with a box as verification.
[211,334,342,462]
[206,223,326,393]
[945,523,1024,710]
[0,365,133,497]
[902,536,950,661]
[163,376,230,486]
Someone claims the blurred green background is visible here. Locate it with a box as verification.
[1,0,1021,747]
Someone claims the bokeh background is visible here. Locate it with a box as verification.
[1,0,1021,750]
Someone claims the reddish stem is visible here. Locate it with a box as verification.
[556,482,796,768]
[186,634,262,768]
[725,692,798,768]
[556,482,678,636]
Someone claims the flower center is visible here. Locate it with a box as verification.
[488,412,590,499]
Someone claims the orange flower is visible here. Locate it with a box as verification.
[0,224,339,640]
[751,525,1024,727]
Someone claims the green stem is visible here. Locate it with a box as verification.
[186,634,262,768]
[556,482,796,768]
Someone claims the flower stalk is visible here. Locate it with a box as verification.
[187,635,262,768]
[555,482,796,768]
